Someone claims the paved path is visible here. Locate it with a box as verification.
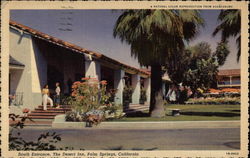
[12,126,240,150]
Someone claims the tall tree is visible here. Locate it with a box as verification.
[165,41,219,97]
[213,41,230,66]
[113,10,203,117]
[182,42,219,96]
[165,42,212,84]
[213,10,241,61]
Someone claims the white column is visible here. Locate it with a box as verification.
[144,77,151,104]
[132,74,140,104]
[114,69,125,105]
[85,55,101,81]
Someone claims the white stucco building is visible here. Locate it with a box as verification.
[9,20,151,115]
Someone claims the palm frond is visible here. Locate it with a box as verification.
[213,9,241,61]
[113,9,203,66]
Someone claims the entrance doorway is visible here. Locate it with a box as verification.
[101,66,115,101]
[101,66,115,91]
[47,65,64,94]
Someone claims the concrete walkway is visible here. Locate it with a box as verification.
[49,120,241,129]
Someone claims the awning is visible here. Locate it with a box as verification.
[9,56,25,69]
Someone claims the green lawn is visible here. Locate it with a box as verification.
[111,104,240,122]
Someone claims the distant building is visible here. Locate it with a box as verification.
[217,69,240,88]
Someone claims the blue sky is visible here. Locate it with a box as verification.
[10,10,240,70]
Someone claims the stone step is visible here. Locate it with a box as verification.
[26,105,72,121]
[28,118,54,122]
[31,110,65,113]
[38,105,71,108]
[128,105,149,108]
[124,104,149,110]
[123,107,149,111]
[27,115,55,119]
[35,108,71,111]
[129,103,148,106]
[124,107,149,112]
[124,107,149,113]
[127,105,149,109]
[28,113,62,116]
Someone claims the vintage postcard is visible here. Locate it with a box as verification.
[1,1,249,158]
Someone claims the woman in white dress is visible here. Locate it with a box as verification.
[42,85,53,110]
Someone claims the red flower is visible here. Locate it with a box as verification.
[73,81,81,85]
[72,84,78,89]
[81,77,90,80]
[100,80,107,85]
[71,91,77,97]
[22,108,30,113]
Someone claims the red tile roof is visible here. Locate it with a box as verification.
[218,69,240,76]
[10,20,150,76]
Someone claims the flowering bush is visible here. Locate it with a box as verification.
[66,77,124,124]
[69,78,109,114]
[186,97,240,105]
[209,88,240,93]
[84,110,104,127]
[203,92,240,98]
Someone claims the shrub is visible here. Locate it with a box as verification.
[60,95,73,105]
[139,88,147,104]
[123,85,133,104]
[84,110,104,127]
[9,114,74,150]
[178,88,189,104]
[69,78,109,114]
[186,97,240,105]
[101,103,125,120]
[65,111,78,122]
[203,92,240,98]
[66,78,124,124]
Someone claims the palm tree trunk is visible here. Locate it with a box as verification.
[149,64,165,117]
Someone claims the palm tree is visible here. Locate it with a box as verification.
[213,10,241,61]
[113,10,203,117]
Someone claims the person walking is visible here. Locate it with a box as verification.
[42,85,53,110]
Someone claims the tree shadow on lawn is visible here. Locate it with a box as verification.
[125,111,150,117]
[180,111,240,117]
[104,145,158,150]
[124,110,240,118]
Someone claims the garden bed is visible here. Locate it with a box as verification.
[185,97,240,105]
